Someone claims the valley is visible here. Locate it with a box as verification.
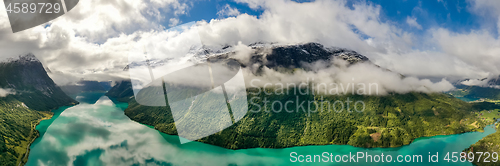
[0,54,77,166]
[108,43,500,150]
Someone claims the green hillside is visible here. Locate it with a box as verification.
[0,54,77,166]
[105,80,134,103]
[122,89,486,149]
[110,43,497,150]
[0,96,52,166]
[463,102,500,166]
[463,124,500,166]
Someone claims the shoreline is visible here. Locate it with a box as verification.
[15,102,79,166]
[16,112,54,166]
[17,112,54,166]
[110,95,498,151]
[129,115,492,150]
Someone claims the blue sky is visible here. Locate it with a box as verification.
[172,0,496,37]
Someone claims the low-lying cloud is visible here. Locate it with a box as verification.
[0,88,15,97]
[0,0,498,89]
[239,55,454,95]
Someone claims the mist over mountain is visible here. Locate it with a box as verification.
[213,42,370,69]
[209,42,454,94]
[488,76,500,86]
[60,80,112,96]
[105,42,485,150]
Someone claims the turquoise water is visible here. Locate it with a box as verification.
[25,93,497,166]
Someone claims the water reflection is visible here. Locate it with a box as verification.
[26,93,496,166]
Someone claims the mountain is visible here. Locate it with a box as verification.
[208,42,369,73]
[60,80,112,96]
[107,42,489,149]
[0,54,78,111]
[0,53,77,166]
[488,76,500,86]
[105,80,134,103]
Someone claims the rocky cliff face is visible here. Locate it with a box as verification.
[0,53,77,111]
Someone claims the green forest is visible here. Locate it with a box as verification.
[0,56,77,166]
[121,87,497,149]
[0,96,52,166]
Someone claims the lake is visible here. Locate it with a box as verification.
[25,93,497,166]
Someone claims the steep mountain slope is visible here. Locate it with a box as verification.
[105,80,134,103]
[0,54,78,111]
[107,42,485,149]
[0,54,77,166]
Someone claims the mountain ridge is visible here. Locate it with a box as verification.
[0,53,77,111]
[106,42,488,149]
[0,53,77,166]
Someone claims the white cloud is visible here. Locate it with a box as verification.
[0,0,498,92]
[467,0,500,35]
[0,88,15,97]
[229,47,455,95]
[0,0,191,85]
[437,0,448,10]
[169,18,180,27]
[406,16,423,29]
[431,28,500,76]
[217,4,241,17]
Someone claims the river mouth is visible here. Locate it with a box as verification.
[25,92,497,166]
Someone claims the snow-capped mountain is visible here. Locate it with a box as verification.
[209,42,369,70]
[3,53,40,64]
[0,53,77,110]
[123,42,370,74]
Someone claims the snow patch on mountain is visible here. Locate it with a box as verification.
[1,53,40,64]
